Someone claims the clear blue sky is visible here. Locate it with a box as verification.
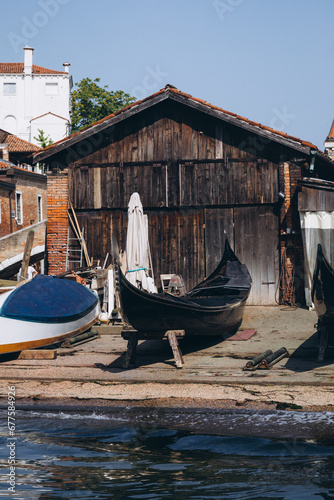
[1,0,333,149]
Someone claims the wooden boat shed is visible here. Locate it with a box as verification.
[33,85,334,305]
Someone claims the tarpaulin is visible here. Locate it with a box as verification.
[300,211,334,306]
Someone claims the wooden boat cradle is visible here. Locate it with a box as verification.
[122,327,185,369]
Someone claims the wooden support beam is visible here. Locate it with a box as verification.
[121,329,185,369]
[318,324,329,362]
[123,332,138,369]
[167,330,184,368]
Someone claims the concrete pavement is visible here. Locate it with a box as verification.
[0,306,333,410]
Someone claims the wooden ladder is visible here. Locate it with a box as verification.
[66,226,84,270]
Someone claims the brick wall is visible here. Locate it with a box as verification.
[0,186,12,237]
[279,162,304,306]
[46,169,69,275]
[13,176,47,229]
[0,169,46,236]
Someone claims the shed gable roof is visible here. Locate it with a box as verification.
[32,85,328,164]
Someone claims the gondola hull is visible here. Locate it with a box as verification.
[117,239,251,337]
[312,244,334,322]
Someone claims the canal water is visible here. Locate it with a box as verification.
[0,406,334,499]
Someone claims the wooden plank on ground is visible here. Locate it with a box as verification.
[94,325,123,335]
[18,350,57,360]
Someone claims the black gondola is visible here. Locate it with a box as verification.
[312,243,334,322]
[115,238,252,337]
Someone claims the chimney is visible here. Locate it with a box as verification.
[24,46,34,75]
[63,62,70,73]
[0,144,9,161]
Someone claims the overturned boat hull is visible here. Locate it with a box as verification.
[0,275,100,355]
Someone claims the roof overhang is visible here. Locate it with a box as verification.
[32,88,323,165]
[33,91,169,164]
[0,179,15,190]
[168,92,313,156]
[0,167,46,181]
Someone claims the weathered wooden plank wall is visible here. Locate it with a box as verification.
[70,101,280,304]
[204,208,234,275]
[298,185,334,211]
[75,204,279,304]
[69,159,278,209]
[234,206,279,305]
[73,101,255,167]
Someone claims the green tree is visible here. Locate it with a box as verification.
[33,129,53,148]
[71,78,136,132]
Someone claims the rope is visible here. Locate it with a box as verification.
[277,247,296,307]
[126,268,147,273]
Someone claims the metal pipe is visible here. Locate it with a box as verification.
[9,189,13,234]
[61,330,99,347]
[258,347,289,369]
[244,350,273,370]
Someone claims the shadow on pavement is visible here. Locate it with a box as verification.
[285,330,334,372]
[95,335,225,372]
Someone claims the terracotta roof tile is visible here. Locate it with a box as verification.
[0,129,41,152]
[0,159,16,169]
[0,63,66,75]
[170,87,318,150]
[7,135,41,152]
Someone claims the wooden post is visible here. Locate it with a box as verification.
[20,230,35,280]
[123,332,138,369]
[318,322,328,362]
[167,330,184,368]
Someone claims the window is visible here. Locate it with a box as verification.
[3,83,16,95]
[37,195,42,222]
[45,83,58,95]
[16,192,22,225]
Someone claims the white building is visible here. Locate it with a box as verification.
[0,47,72,146]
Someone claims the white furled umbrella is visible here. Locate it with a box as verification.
[125,193,156,293]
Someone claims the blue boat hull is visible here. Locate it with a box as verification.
[0,275,100,354]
